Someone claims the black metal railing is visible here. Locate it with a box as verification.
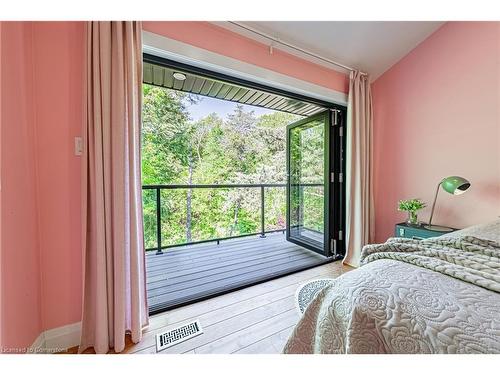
[143,183,286,254]
[142,182,323,254]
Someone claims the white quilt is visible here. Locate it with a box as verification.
[283,220,500,354]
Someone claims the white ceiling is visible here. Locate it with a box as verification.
[215,21,444,80]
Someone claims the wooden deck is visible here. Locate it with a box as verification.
[146,232,328,314]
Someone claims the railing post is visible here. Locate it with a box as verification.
[156,187,163,255]
[299,185,304,231]
[260,185,266,238]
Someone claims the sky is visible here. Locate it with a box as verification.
[185,94,275,122]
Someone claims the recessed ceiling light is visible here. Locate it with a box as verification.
[173,72,187,81]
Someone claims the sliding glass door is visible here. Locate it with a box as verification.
[286,110,344,258]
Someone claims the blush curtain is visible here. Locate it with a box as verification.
[79,21,148,354]
[343,71,375,268]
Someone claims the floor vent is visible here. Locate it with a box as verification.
[156,320,203,352]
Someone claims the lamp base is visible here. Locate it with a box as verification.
[423,224,454,232]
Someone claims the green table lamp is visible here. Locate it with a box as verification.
[425,176,471,231]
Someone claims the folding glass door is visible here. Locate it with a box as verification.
[286,109,344,258]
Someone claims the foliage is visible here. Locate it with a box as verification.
[289,121,325,232]
[397,198,426,213]
[141,84,324,250]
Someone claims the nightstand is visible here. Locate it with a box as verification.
[395,222,457,240]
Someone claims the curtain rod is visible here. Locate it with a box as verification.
[227,21,367,76]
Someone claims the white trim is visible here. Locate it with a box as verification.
[142,31,348,106]
[29,322,81,354]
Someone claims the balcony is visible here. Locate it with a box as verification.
[143,183,328,314]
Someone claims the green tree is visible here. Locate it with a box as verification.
[141,85,321,249]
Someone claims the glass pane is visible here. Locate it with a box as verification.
[158,186,263,248]
[264,186,286,232]
[289,118,325,248]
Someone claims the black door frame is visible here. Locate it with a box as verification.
[143,53,346,259]
[286,111,330,256]
[285,108,346,259]
[329,107,347,260]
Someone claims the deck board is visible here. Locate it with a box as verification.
[146,233,326,313]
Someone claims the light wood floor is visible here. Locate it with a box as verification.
[68,262,351,354]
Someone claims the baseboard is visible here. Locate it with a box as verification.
[30,322,81,354]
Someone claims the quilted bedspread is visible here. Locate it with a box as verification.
[283,223,500,354]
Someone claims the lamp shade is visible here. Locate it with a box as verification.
[441,176,471,195]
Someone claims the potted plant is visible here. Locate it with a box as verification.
[398,198,426,226]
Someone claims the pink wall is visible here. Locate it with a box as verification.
[31,22,84,331]
[0,22,43,351]
[142,22,349,94]
[0,21,348,350]
[0,21,84,351]
[372,22,500,242]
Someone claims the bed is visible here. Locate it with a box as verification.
[283,219,500,354]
